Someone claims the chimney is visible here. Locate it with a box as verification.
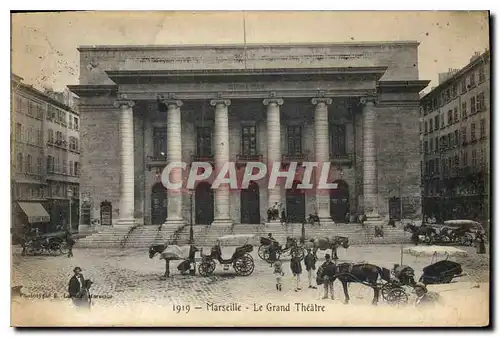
[470,51,481,63]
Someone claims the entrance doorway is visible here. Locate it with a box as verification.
[330,180,349,222]
[151,183,168,226]
[286,180,305,223]
[240,181,260,224]
[195,182,214,225]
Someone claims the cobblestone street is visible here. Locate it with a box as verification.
[12,244,488,308]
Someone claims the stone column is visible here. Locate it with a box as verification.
[361,96,381,222]
[210,99,233,226]
[163,99,185,227]
[312,97,335,225]
[114,97,136,227]
[264,96,284,218]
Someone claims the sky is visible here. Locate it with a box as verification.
[11,11,490,92]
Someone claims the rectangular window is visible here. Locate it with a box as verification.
[461,127,467,144]
[424,121,428,134]
[27,101,34,116]
[461,79,466,93]
[469,73,476,87]
[434,116,439,129]
[37,157,42,175]
[429,138,434,153]
[470,97,476,114]
[196,127,213,157]
[440,114,444,128]
[15,96,22,112]
[452,84,457,97]
[69,117,73,129]
[454,130,459,147]
[453,107,459,123]
[435,158,440,174]
[472,150,477,167]
[63,160,68,175]
[462,151,468,167]
[36,104,44,119]
[471,123,476,141]
[69,161,74,176]
[447,110,453,125]
[479,66,486,82]
[241,125,257,156]
[74,117,79,131]
[445,89,450,102]
[15,123,22,141]
[429,119,433,132]
[447,133,452,149]
[424,140,428,154]
[74,162,80,176]
[432,98,438,110]
[153,127,168,157]
[287,126,303,155]
[461,102,467,118]
[480,119,486,138]
[435,137,439,153]
[477,92,485,111]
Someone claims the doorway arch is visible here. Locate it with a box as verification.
[151,183,168,226]
[241,181,260,224]
[195,182,214,225]
[286,180,306,223]
[330,180,349,222]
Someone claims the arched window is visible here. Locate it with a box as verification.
[16,153,23,173]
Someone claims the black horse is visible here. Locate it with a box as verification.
[331,263,392,305]
[404,223,437,244]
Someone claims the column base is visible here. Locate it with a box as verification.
[265,220,282,226]
[115,218,136,228]
[162,218,186,228]
[364,215,384,227]
[211,218,233,227]
[318,217,335,226]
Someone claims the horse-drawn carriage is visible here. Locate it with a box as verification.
[404,219,484,246]
[21,231,69,256]
[257,236,305,262]
[198,234,255,277]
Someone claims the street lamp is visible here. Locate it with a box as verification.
[396,177,403,222]
[189,189,194,244]
[67,187,73,232]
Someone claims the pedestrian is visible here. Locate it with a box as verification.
[476,231,486,254]
[267,233,279,264]
[280,209,287,226]
[273,260,284,291]
[319,254,336,300]
[414,282,441,308]
[66,230,76,258]
[290,255,303,292]
[68,267,86,308]
[304,248,317,289]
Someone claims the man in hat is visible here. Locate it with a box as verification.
[414,282,441,308]
[68,266,86,307]
[319,254,336,300]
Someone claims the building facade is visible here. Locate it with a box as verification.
[11,75,80,233]
[69,42,428,232]
[420,50,490,223]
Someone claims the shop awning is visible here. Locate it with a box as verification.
[18,202,50,223]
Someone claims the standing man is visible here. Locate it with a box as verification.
[319,254,336,300]
[66,230,76,258]
[68,267,86,307]
[304,248,317,289]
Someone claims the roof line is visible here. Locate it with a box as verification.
[77,41,420,51]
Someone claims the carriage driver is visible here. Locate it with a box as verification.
[268,233,279,263]
[393,264,416,285]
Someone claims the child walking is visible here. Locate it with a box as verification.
[273,260,284,291]
[290,256,303,292]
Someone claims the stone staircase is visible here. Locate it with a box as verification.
[75,223,412,248]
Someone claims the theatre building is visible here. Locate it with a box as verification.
[69,41,428,232]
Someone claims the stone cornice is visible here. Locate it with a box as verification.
[105,67,388,84]
[377,80,430,94]
[78,41,420,52]
[67,85,118,98]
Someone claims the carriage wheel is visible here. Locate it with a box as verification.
[380,283,394,301]
[48,243,61,256]
[385,288,408,306]
[422,236,432,245]
[233,254,255,276]
[198,259,216,277]
[257,245,268,260]
[59,242,69,255]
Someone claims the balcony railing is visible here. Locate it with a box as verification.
[330,153,353,167]
[282,152,309,164]
[236,154,263,166]
[191,154,214,164]
[146,155,167,170]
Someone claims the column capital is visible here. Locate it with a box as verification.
[360,95,378,106]
[263,98,284,106]
[161,99,183,108]
[114,94,135,109]
[210,99,231,107]
[311,97,332,106]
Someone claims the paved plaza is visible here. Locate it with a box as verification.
[12,244,488,308]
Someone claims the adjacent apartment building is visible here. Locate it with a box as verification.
[420,50,490,223]
[11,74,81,233]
